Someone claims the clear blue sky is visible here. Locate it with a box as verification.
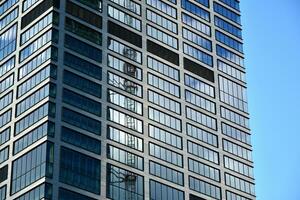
[241,0,300,199]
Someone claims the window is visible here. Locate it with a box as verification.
[64,52,102,80]
[194,0,209,7]
[23,0,41,11]
[0,91,12,112]
[107,164,144,200]
[217,45,244,67]
[217,59,246,82]
[149,142,183,167]
[0,0,18,16]
[107,126,143,151]
[224,156,254,178]
[59,147,101,194]
[181,0,210,22]
[62,107,101,135]
[186,106,217,130]
[63,88,101,116]
[147,56,179,81]
[150,179,184,200]
[0,24,17,61]
[222,122,251,145]
[183,43,213,66]
[149,124,182,149]
[14,183,53,200]
[219,0,240,11]
[214,16,242,39]
[11,142,54,194]
[188,158,220,182]
[189,176,221,200]
[109,0,140,15]
[61,126,101,155]
[223,139,252,161]
[65,17,102,45]
[148,73,180,97]
[220,106,249,129]
[148,107,182,132]
[146,9,177,34]
[185,74,215,98]
[108,38,142,63]
[226,191,251,200]
[77,0,102,11]
[64,34,102,63]
[186,123,218,147]
[225,173,255,196]
[108,5,141,31]
[0,128,10,147]
[107,145,144,170]
[107,107,143,133]
[108,54,142,80]
[63,70,102,98]
[149,161,184,186]
[187,140,219,164]
[0,147,8,164]
[108,72,142,97]
[216,30,243,53]
[182,13,210,36]
[0,109,11,129]
[214,2,241,25]
[14,121,55,155]
[0,165,8,183]
[59,187,96,200]
[0,185,6,200]
[15,103,55,135]
[0,56,14,77]
[183,28,212,51]
[0,73,13,94]
[146,0,177,19]
[108,89,142,115]
[0,7,18,31]
[185,90,216,113]
[147,25,178,49]
[148,90,181,114]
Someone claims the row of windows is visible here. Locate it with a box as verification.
[221,106,249,129]
[0,146,8,164]
[64,52,102,80]
[146,0,177,19]
[186,106,217,130]
[0,7,18,31]
[15,183,52,200]
[188,140,219,164]
[182,13,210,36]
[19,46,57,80]
[215,16,242,39]
[59,187,96,200]
[148,107,182,132]
[17,65,56,98]
[0,128,10,147]
[185,74,215,98]
[61,126,101,155]
[225,173,255,196]
[146,9,177,34]
[149,161,183,186]
[0,109,11,129]
[226,190,251,200]
[62,107,101,135]
[187,123,218,147]
[0,24,17,62]
[222,122,251,145]
[147,25,178,50]
[214,2,241,25]
[109,0,140,15]
[0,0,18,16]
[107,164,144,200]
[148,90,181,114]
[217,45,244,67]
[195,0,209,7]
[219,75,248,112]
[0,91,12,112]
[217,59,246,82]
[188,158,220,182]
[189,176,221,200]
[76,0,102,12]
[63,70,101,98]
[181,0,210,22]
[183,43,213,67]
[59,146,101,194]
[107,125,143,151]
[148,73,180,97]
[149,142,183,167]
[150,179,184,200]
[16,83,56,116]
[0,56,14,77]
[216,30,243,53]
[107,107,143,133]
[108,89,142,115]
[107,145,144,170]
[11,142,53,194]
[183,28,212,51]
[149,124,182,149]
[108,54,142,80]
[185,90,216,113]
[223,139,253,161]
[108,38,142,64]
[63,88,101,116]
[219,0,240,11]
[147,56,179,81]
[108,72,142,97]
[14,121,54,155]
[108,5,141,31]
[0,74,13,97]
[224,155,254,178]
[22,0,40,11]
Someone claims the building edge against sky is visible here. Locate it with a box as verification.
[0,0,255,200]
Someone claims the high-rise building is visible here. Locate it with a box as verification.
[0,0,255,199]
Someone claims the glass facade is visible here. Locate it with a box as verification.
[0,0,254,200]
